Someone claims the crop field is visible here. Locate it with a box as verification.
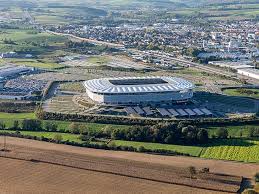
[112,138,259,163]
[0,29,67,54]
[0,137,248,194]
[200,139,259,162]
[34,15,70,25]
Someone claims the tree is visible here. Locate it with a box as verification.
[255,172,259,183]
[68,122,80,134]
[35,108,45,119]
[138,146,146,152]
[216,128,228,139]
[12,120,19,130]
[45,122,58,132]
[197,129,209,143]
[22,120,42,131]
[188,166,197,179]
[0,121,6,130]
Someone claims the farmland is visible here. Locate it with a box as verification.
[0,28,68,69]
[0,137,252,194]
[0,29,67,54]
[200,139,259,162]
[112,138,259,163]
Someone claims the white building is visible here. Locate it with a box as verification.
[84,76,194,105]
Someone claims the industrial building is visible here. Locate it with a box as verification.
[84,76,194,105]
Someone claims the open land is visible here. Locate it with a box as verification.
[1,137,258,194]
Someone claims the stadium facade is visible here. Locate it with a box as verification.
[84,76,194,105]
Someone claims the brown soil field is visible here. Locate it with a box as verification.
[0,137,258,194]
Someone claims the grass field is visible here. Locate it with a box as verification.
[87,56,111,65]
[0,112,129,132]
[113,138,259,163]
[207,125,259,138]
[223,88,259,99]
[0,58,64,69]
[59,82,85,92]
[34,15,70,25]
[0,112,36,120]
[113,140,203,156]
[2,130,83,143]
[0,29,68,69]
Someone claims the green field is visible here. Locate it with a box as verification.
[0,112,129,132]
[0,112,36,120]
[0,29,67,53]
[59,82,85,92]
[0,29,68,69]
[200,139,259,162]
[0,58,64,69]
[87,56,111,65]
[2,130,83,143]
[207,125,259,138]
[113,140,203,156]
[223,88,259,99]
[113,139,259,163]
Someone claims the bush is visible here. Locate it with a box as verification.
[255,172,259,183]
[53,134,63,142]
[22,120,42,131]
[0,121,6,130]
[138,146,146,152]
[68,122,80,134]
[45,122,58,132]
[216,128,228,139]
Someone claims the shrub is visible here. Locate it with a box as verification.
[216,128,228,139]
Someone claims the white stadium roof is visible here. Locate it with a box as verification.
[84,76,194,94]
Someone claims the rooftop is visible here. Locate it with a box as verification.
[84,76,194,94]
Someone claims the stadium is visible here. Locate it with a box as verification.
[84,76,194,105]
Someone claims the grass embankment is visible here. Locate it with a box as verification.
[87,56,111,65]
[223,88,259,99]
